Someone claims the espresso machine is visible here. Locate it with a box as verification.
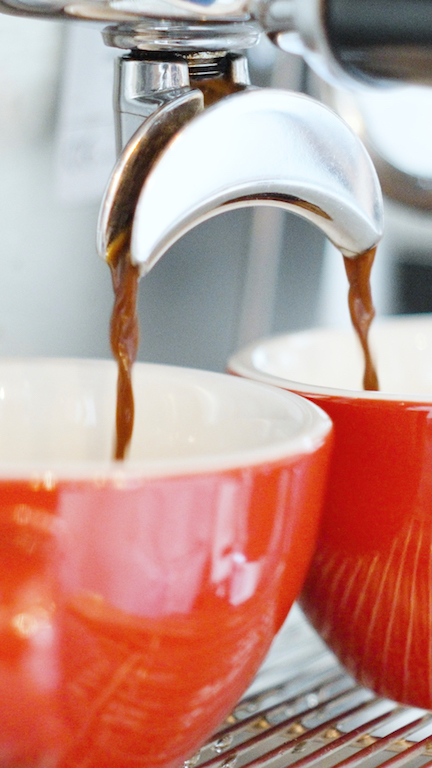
[2,2,432,759]
[0,0,428,368]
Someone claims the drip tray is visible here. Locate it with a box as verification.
[191,606,432,768]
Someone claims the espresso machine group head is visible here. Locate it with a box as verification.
[0,0,407,270]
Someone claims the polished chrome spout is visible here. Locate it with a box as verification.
[97,88,204,263]
[125,88,383,275]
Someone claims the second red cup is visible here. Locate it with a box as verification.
[229,314,432,709]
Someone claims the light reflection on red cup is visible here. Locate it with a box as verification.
[0,359,332,767]
[228,314,432,709]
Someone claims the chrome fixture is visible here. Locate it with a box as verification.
[1,0,431,86]
[99,86,383,275]
[0,0,391,271]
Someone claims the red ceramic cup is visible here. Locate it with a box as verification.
[0,358,331,768]
[229,314,432,709]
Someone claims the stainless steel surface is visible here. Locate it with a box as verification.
[270,0,432,87]
[0,0,327,79]
[103,20,260,51]
[316,81,432,214]
[0,18,326,371]
[114,56,192,150]
[0,0,253,21]
[0,0,384,302]
[268,0,357,89]
[98,50,252,260]
[197,606,432,768]
[3,0,432,86]
[125,87,382,274]
[98,87,203,260]
[112,52,249,149]
[0,0,258,23]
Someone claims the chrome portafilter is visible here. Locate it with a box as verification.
[0,0,396,268]
[97,84,384,275]
[2,0,432,87]
[93,4,384,272]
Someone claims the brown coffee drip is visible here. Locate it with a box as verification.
[107,230,140,460]
[107,236,379,461]
[343,246,379,391]
[197,77,246,107]
[107,233,379,460]
[104,69,244,461]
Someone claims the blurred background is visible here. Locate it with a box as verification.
[2,17,432,371]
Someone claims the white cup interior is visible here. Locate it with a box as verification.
[0,359,331,477]
[229,314,432,401]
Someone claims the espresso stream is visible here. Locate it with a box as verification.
[108,240,379,460]
[107,231,140,460]
[343,246,379,392]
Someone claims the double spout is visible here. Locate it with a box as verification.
[0,0,386,270]
[0,0,385,271]
[97,55,383,275]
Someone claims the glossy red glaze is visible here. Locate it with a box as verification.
[288,391,432,708]
[0,442,330,767]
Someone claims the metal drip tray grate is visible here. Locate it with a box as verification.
[192,606,432,768]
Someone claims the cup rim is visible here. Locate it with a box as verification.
[0,358,332,481]
[227,314,432,404]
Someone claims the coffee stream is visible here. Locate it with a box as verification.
[107,231,140,460]
[343,246,379,391]
[108,238,379,460]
